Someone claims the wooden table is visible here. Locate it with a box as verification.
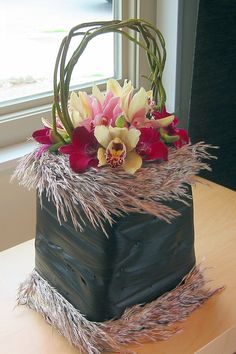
[0,178,235,354]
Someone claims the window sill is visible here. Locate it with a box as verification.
[0,140,37,171]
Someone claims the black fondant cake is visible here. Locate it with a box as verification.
[35,191,195,322]
[13,19,220,354]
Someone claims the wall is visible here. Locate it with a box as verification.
[189,0,236,190]
[0,165,35,251]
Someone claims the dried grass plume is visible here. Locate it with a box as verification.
[17,267,222,354]
[12,142,216,232]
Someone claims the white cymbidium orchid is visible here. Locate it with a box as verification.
[94,126,142,174]
[69,91,93,128]
[121,87,150,127]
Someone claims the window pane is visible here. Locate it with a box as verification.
[0,0,113,104]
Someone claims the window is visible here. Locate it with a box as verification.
[0,0,114,104]
[0,0,177,148]
[0,0,118,147]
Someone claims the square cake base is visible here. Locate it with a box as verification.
[35,191,195,322]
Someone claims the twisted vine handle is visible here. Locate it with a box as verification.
[52,19,166,141]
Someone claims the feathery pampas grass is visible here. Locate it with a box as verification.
[12,142,216,233]
[17,267,222,354]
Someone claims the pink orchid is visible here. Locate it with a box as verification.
[69,90,123,130]
[59,126,98,173]
[136,127,168,161]
[121,87,149,128]
[92,91,123,127]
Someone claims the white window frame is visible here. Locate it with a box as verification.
[0,0,179,148]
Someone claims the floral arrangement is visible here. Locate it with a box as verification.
[32,79,189,174]
[14,19,214,231]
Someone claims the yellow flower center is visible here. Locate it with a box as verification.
[105,137,127,168]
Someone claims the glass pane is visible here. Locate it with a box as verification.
[0,0,113,104]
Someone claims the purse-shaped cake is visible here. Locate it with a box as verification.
[14,19,219,354]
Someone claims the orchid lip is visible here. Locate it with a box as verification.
[105,138,127,168]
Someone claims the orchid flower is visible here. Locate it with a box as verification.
[121,87,148,127]
[94,126,142,174]
[106,78,133,98]
[32,117,70,157]
[59,127,98,172]
[153,106,189,148]
[69,89,122,129]
[92,91,123,127]
[41,117,69,140]
[69,91,93,128]
[136,128,168,161]
[120,87,157,129]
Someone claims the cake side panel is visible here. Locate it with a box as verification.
[35,194,113,322]
[107,194,195,318]
[34,190,195,322]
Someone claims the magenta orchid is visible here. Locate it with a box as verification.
[153,106,189,148]
[59,127,98,172]
[32,127,53,145]
[136,127,168,161]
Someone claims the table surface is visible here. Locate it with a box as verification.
[0,178,236,354]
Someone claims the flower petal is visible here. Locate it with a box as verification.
[69,152,97,173]
[108,126,128,142]
[41,117,68,137]
[92,85,105,104]
[174,128,189,149]
[107,127,140,151]
[156,115,175,127]
[35,145,50,158]
[92,98,103,117]
[176,128,189,143]
[41,117,52,129]
[107,79,122,96]
[103,96,121,119]
[69,109,84,128]
[142,140,168,161]
[138,127,160,144]
[130,114,146,128]
[69,92,88,126]
[32,128,52,144]
[69,92,80,110]
[72,126,92,149]
[123,151,142,174]
[127,87,148,122]
[59,144,76,155]
[124,128,141,152]
[152,106,168,119]
[103,90,114,107]
[113,103,123,122]
[121,90,132,118]
[97,147,107,166]
[122,80,133,97]
[78,91,93,119]
[94,125,111,148]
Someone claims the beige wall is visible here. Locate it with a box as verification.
[0,165,36,251]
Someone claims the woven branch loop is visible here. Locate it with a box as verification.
[53,19,167,139]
